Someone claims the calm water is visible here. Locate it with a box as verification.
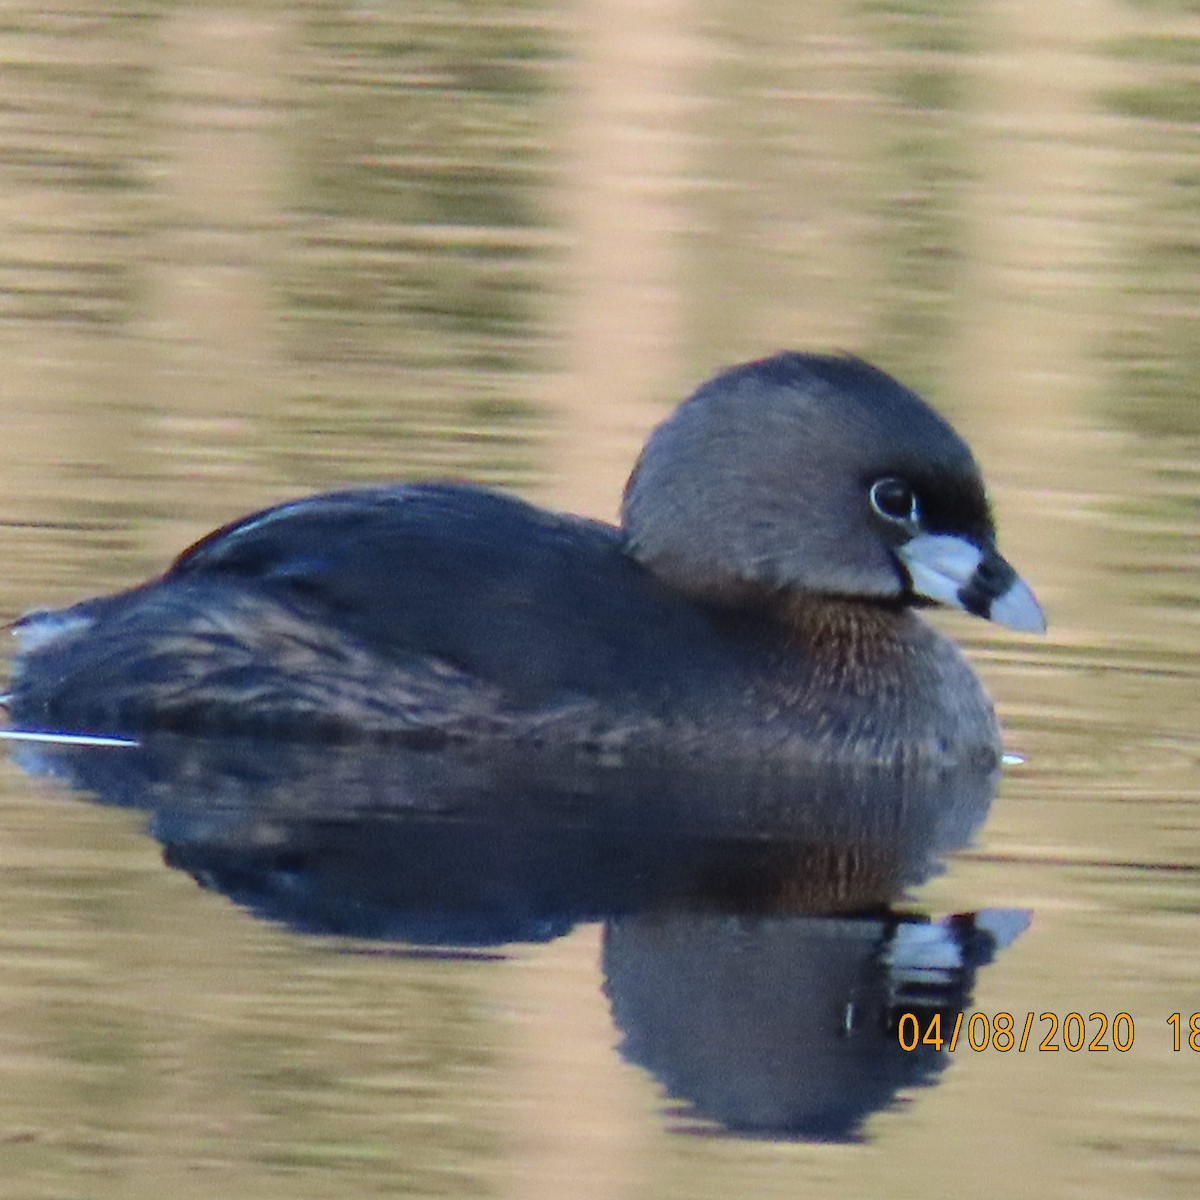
[1,2,1199,1197]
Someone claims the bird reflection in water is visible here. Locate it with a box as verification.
[6,732,1027,1141]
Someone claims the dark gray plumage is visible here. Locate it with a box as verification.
[6,352,1044,764]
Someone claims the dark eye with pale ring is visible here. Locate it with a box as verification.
[869,477,919,525]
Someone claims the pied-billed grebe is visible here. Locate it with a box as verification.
[6,353,1043,762]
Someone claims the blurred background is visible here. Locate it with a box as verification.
[0,2,1198,1197]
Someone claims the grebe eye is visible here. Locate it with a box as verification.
[869,477,919,525]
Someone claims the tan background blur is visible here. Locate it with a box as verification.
[0,3,1198,1198]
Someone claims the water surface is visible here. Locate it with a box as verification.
[1,2,1199,1198]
